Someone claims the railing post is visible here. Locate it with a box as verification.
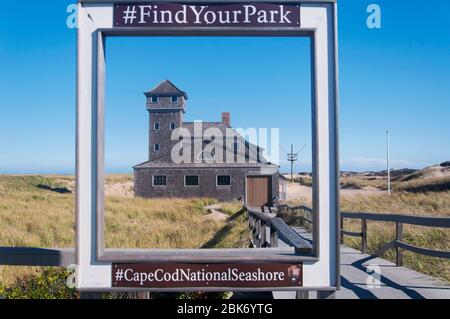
[340,216,344,244]
[270,228,278,248]
[361,219,368,254]
[300,209,305,227]
[396,222,403,266]
[255,220,261,248]
[261,222,267,247]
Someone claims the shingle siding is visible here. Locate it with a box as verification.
[134,167,279,202]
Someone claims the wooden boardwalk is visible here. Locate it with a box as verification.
[273,227,450,299]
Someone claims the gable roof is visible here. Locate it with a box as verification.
[144,80,188,99]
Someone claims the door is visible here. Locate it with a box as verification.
[246,176,271,208]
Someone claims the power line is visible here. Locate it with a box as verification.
[287,144,298,182]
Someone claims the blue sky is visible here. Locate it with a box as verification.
[0,0,449,174]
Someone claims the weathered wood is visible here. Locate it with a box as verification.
[260,222,267,248]
[0,247,75,266]
[270,230,279,248]
[101,247,318,263]
[373,240,396,258]
[246,207,312,254]
[256,220,261,248]
[338,208,450,263]
[396,222,403,266]
[341,212,450,228]
[395,241,450,259]
[341,230,363,237]
[270,219,312,254]
[361,219,368,254]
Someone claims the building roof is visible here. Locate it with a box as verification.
[144,80,188,99]
[183,121,230,135]
[134,161,279,170]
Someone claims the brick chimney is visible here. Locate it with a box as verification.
[222,112,231,126]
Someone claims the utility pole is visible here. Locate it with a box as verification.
[287,144,299,182]
[386,130,391,195]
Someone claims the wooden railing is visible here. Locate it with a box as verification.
[0,247,75,266]
[246,207,312,254]
[340,211,450,266]
[280,204,450,266]
[278,205,314,227]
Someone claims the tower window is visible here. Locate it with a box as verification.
[170,123,176,130]
[154,144,160,152]
[154,122,160,130]
[171,96,178,102]
[151,96,158,103]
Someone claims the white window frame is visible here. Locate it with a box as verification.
[152,175,167,187]
[154,144,160,152]
[216,175,231,188]
[154,122,160,130]
[151,96,158,103]
[170,122,176,130]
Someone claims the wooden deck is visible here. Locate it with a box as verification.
[273,227,450,299]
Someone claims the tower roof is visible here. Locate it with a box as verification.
[144,80,188,99]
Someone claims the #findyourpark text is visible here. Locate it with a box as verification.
[115,3,300,27]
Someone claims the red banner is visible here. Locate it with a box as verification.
[112,263,303,288]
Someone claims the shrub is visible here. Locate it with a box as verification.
[0,268,79,299]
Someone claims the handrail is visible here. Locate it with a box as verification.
[246,207,312,254]
[0,247,75,266]
[278,204,313,225]
[340,211,450,227]
[281,204,450,266]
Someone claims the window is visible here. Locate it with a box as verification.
[151,96,158,103]
[152,175,167,187]
[154,122,160,130]
[154,144,160,152]
[170,123,176,130]
[171,96,178,102]
[217,175,231,187]
[184,175,199,187]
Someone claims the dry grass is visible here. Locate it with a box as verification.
[340,176,387,190]
[105,196,221,249]
[341,192,450,283]
[395,176,450,193]
[341,191,450,217]
[0,175,248,286]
